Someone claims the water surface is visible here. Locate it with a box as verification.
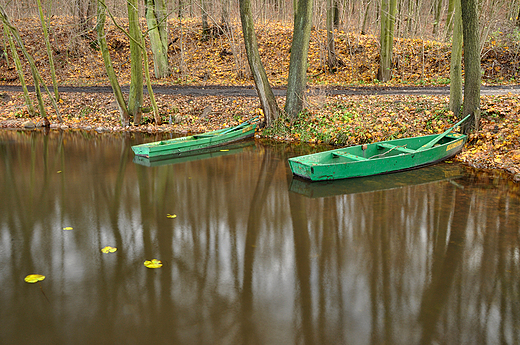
[1,130,519,344]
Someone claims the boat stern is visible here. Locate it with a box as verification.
[288,158,314,179]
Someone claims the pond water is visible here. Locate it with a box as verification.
[1,129,519,344]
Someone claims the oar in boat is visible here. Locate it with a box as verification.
[416,113,471,151]
[219,116,259,135]
[193,116,259,138]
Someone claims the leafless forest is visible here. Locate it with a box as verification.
[2,0,519,44]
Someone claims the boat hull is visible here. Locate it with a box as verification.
[132,123,256,159]
[288,133,466,181]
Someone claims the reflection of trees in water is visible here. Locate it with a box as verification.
[1,131,520,343]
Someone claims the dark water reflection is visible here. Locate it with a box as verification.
[1,130,519,344]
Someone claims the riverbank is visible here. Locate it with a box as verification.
[0,89,519,183]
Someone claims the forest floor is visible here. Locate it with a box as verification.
[0,18,519,184]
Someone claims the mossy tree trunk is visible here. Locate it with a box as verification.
[96,0,129,125]
[239,0,280,126]
[461,0,481,133]
[127,0,143,125]
[285,0,314,119]
[145,0,169,78]
[378,0,397,82]
[449,0,463,116]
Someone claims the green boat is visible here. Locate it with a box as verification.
[132,117,258,159]
[288,114,470,181]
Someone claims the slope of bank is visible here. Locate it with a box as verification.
[0,88,519,184]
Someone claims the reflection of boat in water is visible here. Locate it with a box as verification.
[133,140,255,167]
[289,163,465,198]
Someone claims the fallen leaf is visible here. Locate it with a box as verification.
[101,246,117,253]
[24,274,46,283]
[144,259,163,269]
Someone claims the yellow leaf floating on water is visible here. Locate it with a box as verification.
[167,214,177,219]
[24,274,45,283]
[63,227,73,231]
[101,246,117,253]
[144,259,163,269]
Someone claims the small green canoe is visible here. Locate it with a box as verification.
[289,114,470,181]
[132,118,258,159]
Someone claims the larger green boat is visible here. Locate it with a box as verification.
[289,115,470,181]
[132,118,258,159]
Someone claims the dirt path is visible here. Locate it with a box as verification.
[1,84,520,97]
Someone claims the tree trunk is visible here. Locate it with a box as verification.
[221,0,230,28]
[0,5,62,124]
[449,0,462,115]
[377,0,397,82]
[285,0,314,119]
[361,0,371,35]
[127,0,144,125]
[239,0,280,127]
[326,0,339,71]
[96,0,129,125]
[145,0,169,78]
[36,0,59,100]
[445,0,455,40]
[517,6,520,28]
[201,0,210,41]
[3,22,35,116]
[140,30,162,125]
[432,0,443,36]
[461,0,481,133]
